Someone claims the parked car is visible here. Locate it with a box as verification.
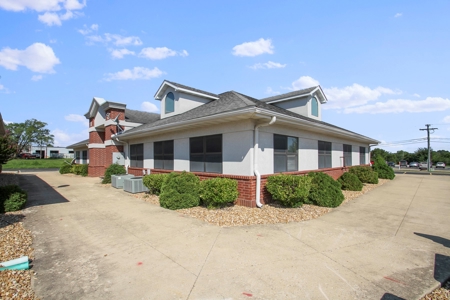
[18,153,35,159]
[399,160,408,168]
[419,162,429,170]
[387,162,395,167]
[435,162,446,169]
[409,161,419,168]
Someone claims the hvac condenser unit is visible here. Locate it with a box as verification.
[111,174,135,188]
[123,177,149,194]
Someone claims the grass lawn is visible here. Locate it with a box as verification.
[3,158,71,169]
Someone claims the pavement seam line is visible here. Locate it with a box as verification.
[394,176,423,237]
[186,227,222,300]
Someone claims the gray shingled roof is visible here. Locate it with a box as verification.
[120,90,376,142]
[66,139,89,149]
[165,80,220,98]
[125,109,160,124]
[260,86,318,103]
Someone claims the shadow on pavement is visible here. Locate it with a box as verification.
[0,213,25,229]
[18,174,69,208]
[414,232,450,248]
[380,293,405,300]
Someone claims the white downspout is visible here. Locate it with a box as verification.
[114,137,129,174]
[254,116,276,208]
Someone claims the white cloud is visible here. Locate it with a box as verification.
[265,87,280,95]
[109,48,135,59]
[139,47,188,60]
[0,84,10,93]
[141,102,159,113]
[31,75,43,81]
[232,38,274,57]
[87,33,142,46]
[395,13,402,18]
[103,67,164,81]
[49,39,57,43]
[52,128,88,147]
[0,0,87,26]
[0,43,60,73]
[323,83,400,109]
[250,61,286,70]
[65,113,86,123]
[344,97,450,114]
[413,93,420,97]
[291,76,320,90]
[443,116,450,123]
[78,23,98,35]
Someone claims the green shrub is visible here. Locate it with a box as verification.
[143,174,168,195]
[372,155,395,180]
[72,164,88,177]
[349,166,379,184]
[159,171,200,210]
[102,164,126,184]
[4,192,27,212]
[200,177,239,209]
[266,174,312,207]
[307,172,344,208]
[0,185,27,213]
[338,172,363,191]
[59,164,72,174]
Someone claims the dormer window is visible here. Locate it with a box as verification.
[165,92,175,114]
[311,97,318,117]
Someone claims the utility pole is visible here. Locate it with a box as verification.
[419,124,438,172]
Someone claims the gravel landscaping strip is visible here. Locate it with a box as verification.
[0,213,36,300]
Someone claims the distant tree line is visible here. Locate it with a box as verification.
[370,147,450,165]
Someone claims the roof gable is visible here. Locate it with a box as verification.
[260,86,327,104]
[154,80,220,100]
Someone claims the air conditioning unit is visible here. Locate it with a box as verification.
[123,177,149,194]
[111,174,135,188]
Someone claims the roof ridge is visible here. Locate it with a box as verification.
[230,91,258,106]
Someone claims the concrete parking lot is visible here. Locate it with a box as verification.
[18,172,450,299]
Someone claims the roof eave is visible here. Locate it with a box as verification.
[154,80,219,100]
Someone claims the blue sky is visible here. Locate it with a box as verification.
[1,0,450,152]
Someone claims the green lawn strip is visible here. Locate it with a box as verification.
[3,158,71,169]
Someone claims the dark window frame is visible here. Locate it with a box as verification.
[154,140,174,170]
[343,144,352,167]
[359,146,366,165]
[274,134,298,173]
[189,134,222,173]
[82,150,88,160]
[318,141,332,169]
[165,92,175,114]
[130,143,144,168]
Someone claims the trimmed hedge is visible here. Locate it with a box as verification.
[143,173,168,195]
[307,172,344,208]
[72,164,88,177]
[59,164,72,174]
[349,166,379,184]
[102,164,126,184]
[372,155,395,180]
[338,172,363,191]
[200,177,239,209]
[159,171,200,210]
[0,185,27,213]
[266,174,311,207]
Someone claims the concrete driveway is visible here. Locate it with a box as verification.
[19,172,450,300]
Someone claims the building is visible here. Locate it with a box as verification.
[30,146,75,159]
[74,80,379,207]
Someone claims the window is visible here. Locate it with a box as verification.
[165,92,175,114]
[311,97,318,117]
[130,144,144,168]
[190,135,222,173]
[154,140,174,170]
[318,141,332,169]
[359,146,366,165]
[82,150,88,160]
[343,144,352,167]
[274,134,298,173]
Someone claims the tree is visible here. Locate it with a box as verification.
[6,119,54,155]
[0,131,18,173]
[370,148,390,161]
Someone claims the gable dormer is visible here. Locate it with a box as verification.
[154,80,220,119]
[260,86,327,121]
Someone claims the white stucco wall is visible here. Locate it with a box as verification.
[159,87,212,119]
[271,95,322,121]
